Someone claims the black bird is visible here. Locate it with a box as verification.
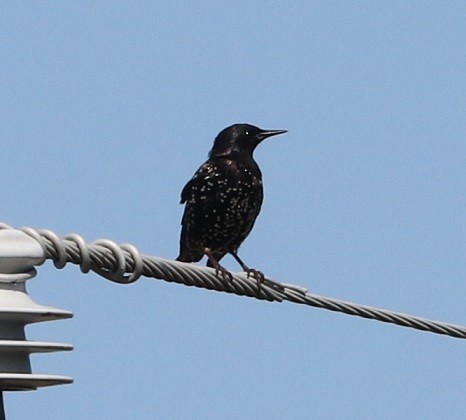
[176,123,287,280]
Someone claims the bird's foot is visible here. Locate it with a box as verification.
[243,267,266,291]
[244,267,265,283]
[204,248,233,281]
[229,252,265,287]
[214,263,233,282]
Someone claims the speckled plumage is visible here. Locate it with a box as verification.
[176,124,287,277]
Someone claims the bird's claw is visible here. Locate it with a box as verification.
[244,268,266,291]
[204,248,233,281]
[214,264,233,282]
[245,268,265,282]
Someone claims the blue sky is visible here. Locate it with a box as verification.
[2,1,466,419]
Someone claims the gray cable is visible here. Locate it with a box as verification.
[3,223,466,340]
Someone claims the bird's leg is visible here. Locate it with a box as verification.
[203,248,233,281]
[230,252,265,284]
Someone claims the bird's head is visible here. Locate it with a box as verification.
[209,124,287,159]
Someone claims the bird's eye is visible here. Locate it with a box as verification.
[245,131,249,136]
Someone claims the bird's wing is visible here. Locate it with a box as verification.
[177,162,219,262]
[180,162,213,204]
[180,179,194,204]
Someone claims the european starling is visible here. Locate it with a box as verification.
[176,123,287,280]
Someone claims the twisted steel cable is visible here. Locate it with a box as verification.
[3,223,466,340]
